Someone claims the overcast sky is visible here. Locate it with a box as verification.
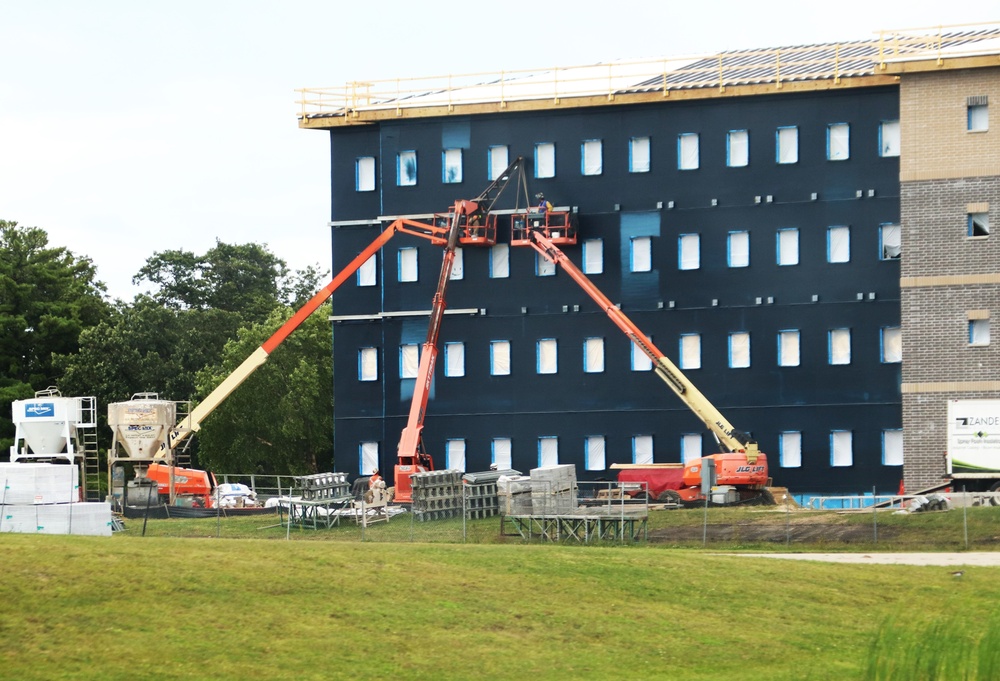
[2,2,996,300]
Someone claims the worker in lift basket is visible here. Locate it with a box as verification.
[535,192,552,213]
[368,468,382,490]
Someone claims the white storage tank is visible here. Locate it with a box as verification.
[10,388,96,463]
[107,394,177,462]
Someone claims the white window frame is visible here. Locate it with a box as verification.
[678,133,699,170]
[360,441,379,475]
[829,328,852,365]
[778,330,800,367]
[777,228,799,266]
[585,436,606,471]
[827,226,850,263]
[491,340,511,376]
[879,120,900,157]
[681,434,702,464]
[584,337,605,373]
[779,431,802,468]
[727,230,750,268]
[356,156,376,192]
[488,145,509,180]
[492,438,512,469]
[582,139,603,176]
[883,429,903,466]
[679,233,700,270]
[727,129,749,167]
[629,136,650,173]
[442,148,462,184]
[583,239,604,274]
[397,150,417,186]
[538,436,559,467]
[830,430,853,467]
[827,123,850,161]
[537,338,557,374]
[446,439,466,472]
[776,126,798,164]
[359,347,378,382]
[536,251,556,277]
[398,247,418,282]
[881,327,902,364]
[632,435,654,465]
[880,224,901,260]
[679,333,701,370]
[630,236,652,272]
[400,344,419,379]
[490,243,510,279]
[632,340,653,372]
[729,332,751,369]
[444,342,465,377]
[357,253,377,287]
[535,142,556,178]
[970,318,991,346]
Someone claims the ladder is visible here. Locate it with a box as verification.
[78,396,102,502]
[173,400,193,468]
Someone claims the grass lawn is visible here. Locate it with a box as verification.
[1,507,998,680]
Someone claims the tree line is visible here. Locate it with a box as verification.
[0,219,333,475]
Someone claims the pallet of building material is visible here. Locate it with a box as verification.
[462,469,521,485]
[497,474,531,515]
[410,469,463,522]
[0,462,80,505]
[463,482,499,519]
[529,464,577,493]
[296,472,351,501]
[531,489,578,515]
[0,502,112,536]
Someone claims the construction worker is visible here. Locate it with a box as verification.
[535,192,552,213]
[368,468,382,489]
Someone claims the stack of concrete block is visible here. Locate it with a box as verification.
[462,469,520,519]
[530,464,578,515]
[497,474,533,516]
[298,472,350,501]
[0,463,112,536]
[410,469,462,522]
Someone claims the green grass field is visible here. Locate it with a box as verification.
[1,507,998,680]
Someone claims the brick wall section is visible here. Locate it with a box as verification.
[899,65,1000,490]
[899,67,1000,182]
[903,390,1000,490]
[900,177,1000,278]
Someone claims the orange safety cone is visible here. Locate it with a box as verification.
[897,479,905,495]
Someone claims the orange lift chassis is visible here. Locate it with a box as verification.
[525,230,770,505]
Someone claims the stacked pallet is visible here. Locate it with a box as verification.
[497,474,533,515]
[530,464,578,515]
[298,472,351,501]
[0,463,112,536]
[410,469,462,522]
[462,469,520,519]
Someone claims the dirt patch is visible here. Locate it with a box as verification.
[647,522,897,544]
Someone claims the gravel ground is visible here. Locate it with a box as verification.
[734,552,1000,566]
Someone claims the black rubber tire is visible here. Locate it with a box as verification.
[657,489,682,505]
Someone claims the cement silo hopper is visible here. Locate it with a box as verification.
[107,393,178,509]
[10,387,96,464]
[8,387,100,503]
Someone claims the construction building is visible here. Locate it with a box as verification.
[298,23,999,497]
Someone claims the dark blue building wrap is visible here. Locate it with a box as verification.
[325,86,901,496]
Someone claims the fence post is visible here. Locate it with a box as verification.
[963,485,969,549]
[872,485,878,544]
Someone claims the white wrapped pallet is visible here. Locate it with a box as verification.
[0,462,79,505]
[0,502,112,537]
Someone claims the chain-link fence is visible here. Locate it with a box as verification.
[112,473,1000,550]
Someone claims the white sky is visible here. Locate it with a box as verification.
[2,2,996,301]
